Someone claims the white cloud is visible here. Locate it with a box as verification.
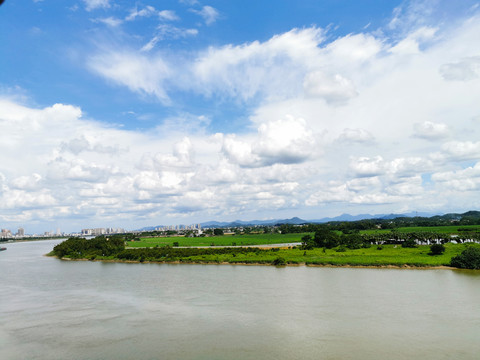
[10,174,43,191]
[432,162,480,191]
[83,0,110,12]
[141,25,198,51]
[413,121,449,140]
[303,71,358,104]
[389,26,437,55]
[191,5,219,25]
[190,27,324,101]
[126,5,157,21]
[126,6,179,22]
[158,10,179,21]
[386,157,431,177]
[441,141,480,161]
[222,116,316,167]
[337,128,375,144]
[93,17,123,27]
[350,156,385,177]
[88,51,171,103]
[440,56,480,81]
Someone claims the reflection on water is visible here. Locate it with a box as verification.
[1,240,480,360]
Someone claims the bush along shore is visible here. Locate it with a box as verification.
[48,232,480,269]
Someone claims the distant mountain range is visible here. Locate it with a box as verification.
[136,211,455,231]
[199,211,440,227]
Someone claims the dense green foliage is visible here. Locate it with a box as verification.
[429,244,446,255]
[450,246,480,269]
[52,236,125,259]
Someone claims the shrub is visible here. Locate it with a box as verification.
[401,239,417,248]
[173,242,179,247]
[429,243,446,255]
[335,245,347,252]
[272,257,286,266]
[450,247,480,269]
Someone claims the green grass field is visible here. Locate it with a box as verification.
[125,243,477,268]
[126,232,311,248]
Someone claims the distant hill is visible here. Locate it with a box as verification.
[136,210,480,230]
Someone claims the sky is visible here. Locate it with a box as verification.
[1,0,480,234]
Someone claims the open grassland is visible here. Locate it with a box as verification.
[161,244,467,267]
[127,232,311,248]
[90,243,479,268]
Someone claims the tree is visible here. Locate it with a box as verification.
[314,229,339,249]
[213,228,224,236]
[429,243,445,255]
[301,235,314,250]
[401,238,417,248]
[450,247,480,269]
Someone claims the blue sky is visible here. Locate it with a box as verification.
[1,0,480,233]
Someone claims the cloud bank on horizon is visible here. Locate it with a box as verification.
[1,0,480,232]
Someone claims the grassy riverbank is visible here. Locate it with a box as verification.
[49,238,480,268]
[132,244,470,267]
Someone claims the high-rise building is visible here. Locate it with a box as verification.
[17,227,25,237]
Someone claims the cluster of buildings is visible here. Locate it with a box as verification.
[1,227,25,239]
[1,223,203,239]
[80,227,126,236]
[155,224,202,232]
[1,227,64,239]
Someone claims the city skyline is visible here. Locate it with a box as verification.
[1,0,480,233]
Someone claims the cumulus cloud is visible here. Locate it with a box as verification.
[61,135,125,155]
[432,162,480,191]
[350,156,385,177]
[222,116,316,167]
[10,174,43,191]
[441,141,480,161]
[413,121,449,140]
[0,98,317,230]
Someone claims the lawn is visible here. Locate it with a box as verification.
[126,232,311,248]
[172,243,474,267]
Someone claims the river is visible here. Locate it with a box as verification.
[1,240,480,359]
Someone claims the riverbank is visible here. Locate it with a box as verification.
[52,255,459,269]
